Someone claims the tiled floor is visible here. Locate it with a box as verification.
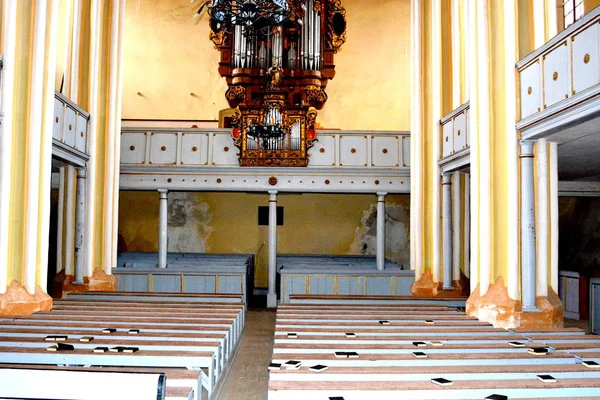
[218,309,276,400]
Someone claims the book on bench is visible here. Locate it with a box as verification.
[309,364,328,372]
[283,360,301,370]
[528,347,548,355]
[508,341,525,347]
[346,351,359,358]
[412,341,427,347]
[412,351,427,358]
[46,343,74,352]
[128,329,140,335]
[379,320,391,325]
[109,346,139,353]
[537,374,556,383]
[345,332,356,338]
[45,335,68,342]
[334,351,348,358]
[268,363,281,371]
[485,395,508,400]
[431,377,453,386]
[429,341,443,347]
[582,360,600,368]
[424,320,435,325]
[287,333,298,339]
[93,347,109,353]
[102,328,117,334]
[329,397,345,400]
[79,336,94,342]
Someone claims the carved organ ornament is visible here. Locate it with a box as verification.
[196,0,347,166]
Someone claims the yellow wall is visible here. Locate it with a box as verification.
[120,0,411,131]
[585,0,600,12]
[118,192,410,287]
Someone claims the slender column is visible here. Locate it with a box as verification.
[73,168,87,284]
[376,192,387,271]
[442,174,453,290]
[452,171,461,281]
[410,0,424,279]
[69,0,82,102]
[56,168,66,273]
[468,0,479,295]
[549,142,559,293]
[536,139,548,297]
[267,190,278,308]
[65,166,76,276]
[158,190,168,269]
[520,141,538,312]
[464,173,470,280]
[431,0,442,283]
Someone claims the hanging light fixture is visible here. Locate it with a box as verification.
[246,99,288,149]
[193,0,306,35]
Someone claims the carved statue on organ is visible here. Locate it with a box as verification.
[203,0,347,166]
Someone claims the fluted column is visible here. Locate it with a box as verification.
[158,190,168,269]
[376,192,387,271]
[73,167,86,284]
[267,190,278,308]
[442,174,453,290]
[520,141,537,312]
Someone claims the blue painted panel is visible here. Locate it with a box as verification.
[366,277,392,295]
[283,275,307,303]
[592,280,600,334]
[218,276,242,294]
[337,277,359,295]
[153,275,181,293]
[184,275,216,293]
[397,276,415,295]
[117,274,148,292]
[309,277,335,295]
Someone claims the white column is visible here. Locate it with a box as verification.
[504,0,520,301]
[73,167,86,284]
[520,141,538,312]
[376,192,387,271]
[410,0,424,280]
[431,0,442,283]
[536,139,549,297]
[267,190,278,308]
[452,171,461,281]
[23,0,49,294]
[158,190,168,269]
[547,0,558,39]
[0,0,18,294]
[65,166,76,276]
[549,142,559,293]
[468,0,479,295]
[84,0,102,278]
[56,168,66,273]
[69,0,82,102]
[533,0,546,48]
[442,174,453,290]
[464,173,470,280]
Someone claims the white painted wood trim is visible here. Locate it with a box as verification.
[468,0,479,294]
[24,0,49,294]
[533,0,546,48]
[550,142,559,293]
[410,0,423,280]
[504,0,520,301]
[69,0,82,102]
[65,166,76,276]
[0,0,18,294]
[56,168,65,273]
[432,0,442,283]
[451,0,461,108]
[452,171,461,281]
[476,0,491,296]
[84,0,102,278]
[103,0,121,274]
[536,139,549,297]
[38,0,60,293]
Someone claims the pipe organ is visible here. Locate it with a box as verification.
[207,0,347,166]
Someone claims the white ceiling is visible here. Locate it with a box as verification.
[551,116,600,181]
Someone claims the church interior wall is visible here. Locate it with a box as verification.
[118,192,410,287]
[559,197,600,276]
[121,0,411,131]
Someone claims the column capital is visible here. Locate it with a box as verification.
[76,167,87,179]
[376,191,387,200]
[442,174,452,184]
[519,140,535,157]
[158,189,168,199]
[268,190,278,200]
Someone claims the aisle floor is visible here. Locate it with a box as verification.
[218,309,276,400]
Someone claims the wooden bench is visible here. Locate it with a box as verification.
[288,294,467,308]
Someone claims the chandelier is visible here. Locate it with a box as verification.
[247,99,288,149]
[194,0,306,35]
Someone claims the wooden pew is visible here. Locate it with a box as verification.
[288,294,467,308]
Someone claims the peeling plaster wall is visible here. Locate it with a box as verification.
[559,197,600,275]
[118,192,410,287]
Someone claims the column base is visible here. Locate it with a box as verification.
[51,268,118,298]
[466,277,563,329]
[267,293,278,308]
[410,270,438,297]
[0,281,53,316]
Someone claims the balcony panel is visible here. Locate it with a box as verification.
[180,133,209,166]
[149,133,177,165]
[442,121,453,158]
[572,22,600,95]
[309,134,336,166]
[519,61,542,119]
[339,135,368,167]
[371,136,400,167]
[543,41,570,108]
[120,132,147,164]
[453,112,466,153]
